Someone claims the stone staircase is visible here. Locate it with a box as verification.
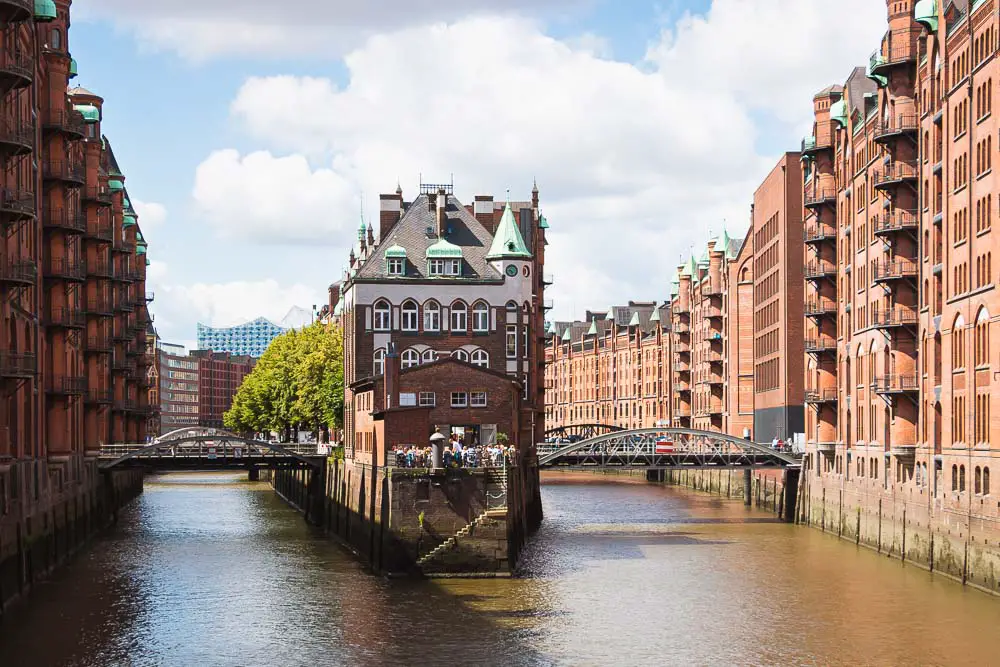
[416,509,494,568]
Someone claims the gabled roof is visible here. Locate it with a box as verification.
[354,194,506,281]
[845,67,875,119]
[486,199,532,260]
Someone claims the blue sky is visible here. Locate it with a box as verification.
[69,0,887,347]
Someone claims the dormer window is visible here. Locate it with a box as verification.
[446,259,461,275]
[387,258,404,276]
[428,259,445,276]
[426,239,463,276]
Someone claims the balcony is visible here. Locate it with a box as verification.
[872,374,919,395]
[674,407,691,418]
[112,400,137,412]
[873,210,919,238]
[673,302,690,315]
[801,135,833,157]
[674,342,690,354]
[873,161,918,189]
[44,257,86,282]
[704,306,722,320]
[85,389,113,405]
[0,188,35,222]
[117,295,135,312]
[47,376,86,395]
[85,222,113,242]
[542,299,554,311]
[87,260,114,279]
[41,109,87,139]
[43,208,87,234]
[138,353,155,367]
[890,444,917,460]
[84,298,114,316]
[868,28,920,78]
[0,46,31,90]
[112,326,133,342]
[804,261,836,280]
[0,1,33,25]
[804,224,836,244]
[701,286,722,298]
[874,114,919,143]
[871,308,918,330]
[542,273,554,286]
[704,330,723,342]
[82,186,113,206]
[0,122,33,157]
[0,352,35,378]
[112,236,136,253]
[695,402,724,417]
[111,356,136,375]
[805,388,838,404]
[873,259,918,284]
[804,299,837,318]
[673,362,690,373]
[804,188,837,209]
[46,307,86,329]
[804,338,837,354]
[42,160,86,187]
[705,350,723,363]
[675,380,691,392]
[0,259,37,286]
[84,335,112,353]
[706,375,724,387]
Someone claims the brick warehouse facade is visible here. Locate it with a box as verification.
[0,0,152,609]
[191,350,254,430]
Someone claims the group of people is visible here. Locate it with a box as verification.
[390,440,516,469]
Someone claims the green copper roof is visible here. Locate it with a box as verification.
[649,307,661,322]
[145,257,150,266]
[426,239,463,259]
[587,318,598,336]
[669,282,678,297]
[606,308,615,320]
[628,311,640,327]
[136,245,147,256]
[682,255,697,277]
[486,198,532,260]
[384,244,407,258]
[34,0,56,21]
[547,321,557,334]
[108,179,124,192]
[123,214,137,227]
[830,99,848,128]
[915,0,938,32]
[866,56,887,87]
[136,231,144,242]
[561,328,571,342]
[698,246,710,266]
[69,58,78,79]
[74,104,100,123]
[538,214,549,230]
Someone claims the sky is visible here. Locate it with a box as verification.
[67,0,889,348]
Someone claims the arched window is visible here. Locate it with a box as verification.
[423,300,440,332]
[373,348,386,376]
[50,28,61,50]
[451,349,469,362]
[960,464,967,492]
[402,349,419,369]
[985,467,992,495]
[373,299,391,332]
[953,464,959,491]
[975,307,990,367]
[401,300,418,332]
[421,349,436,364]
[451,300,467,333]
[953,314,966,369]
[505,300,518,323]
[472,301,489,332]
[976,466,983,494]
[471,349,489,368]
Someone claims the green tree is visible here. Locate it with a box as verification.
[224,322,344,441]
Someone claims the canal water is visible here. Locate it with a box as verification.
[3,472,1000,666]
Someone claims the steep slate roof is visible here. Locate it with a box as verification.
[845,67,876,118]
[355,194,508,281]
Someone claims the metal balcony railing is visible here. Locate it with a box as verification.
[84,335,112,353]
[804,338,837,354]
[42,160,86,185]
[42,207,87,234]
[82,186,113,205]
[85,389,113,405]
[873,260,918,282]
[0,121,33,155]
[804,224,837,243]
[44,257,86,281]
[113,400,137,412]
[46,307,86,329]
[871,308,918,328]
[0,188,35,220]
[873,161,919,188]
[873,210,919,236]
[805,388,838,403]
[701,285,722,298]
[804,189,837,208]
[41,109,87,138]
[801,134,833,155]
[47,376,86,395]
[0,2,33,27]
[869,28,920,76]
[87,260,114,279]
[0,351,35,378]
[872,374,919,394]
[145,291,155,303]
[85,222,114,242]
[804,299,837,317]
[873,114,919,142]
[84,299,114,316]
[804,261,836,280]
[0,259,37,285]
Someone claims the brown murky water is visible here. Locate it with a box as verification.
[2,471,1000,666]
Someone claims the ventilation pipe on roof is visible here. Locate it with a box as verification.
[437,188,448,237]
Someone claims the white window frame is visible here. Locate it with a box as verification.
[421,349,436,364]
[423,301,441,332]
[402,349,419,369]
[472,302,489,332]
[387,258,404,276]
[373,348,386,376]
[506,324,518,358]
[471,392,487,408]
[419,391,436,407]
[452,349,470,362]
[451,392,468,408]
[451,301,468,332]
[446,259,462,275]
[401,301,418,332]
[373,300,391,331]
[428,259,445,276]
[471,349,489,368]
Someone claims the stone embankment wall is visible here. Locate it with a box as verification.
[270,458,542,577]
[0,459,144,615]
[799,472,1000,596]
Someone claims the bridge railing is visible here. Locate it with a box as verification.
[98,440,325,461]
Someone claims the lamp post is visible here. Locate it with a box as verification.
[429,431,446,471]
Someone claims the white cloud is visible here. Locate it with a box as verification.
[132,200,167,246]
[192,149,358,244]
[77,0,580,60]
[193,1,888,319]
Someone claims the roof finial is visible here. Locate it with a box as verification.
[396,179,402,196]
[532,178,538,193]
[506,188,511,205]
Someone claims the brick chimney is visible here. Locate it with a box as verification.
[379,193,402,241]
[437,188,448,237]
[384,341,400,410]
[328,283,340,316]
[474,195,494,233]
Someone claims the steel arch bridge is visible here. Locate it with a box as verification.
[543,423,625,441]
[98,427,324,471]
[538,428,800,469]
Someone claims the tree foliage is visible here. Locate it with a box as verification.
[224,322,344,439]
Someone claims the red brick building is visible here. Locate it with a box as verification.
[341,181,548,461]
[191,350,254,430]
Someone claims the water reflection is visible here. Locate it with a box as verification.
[2,472,1000,666]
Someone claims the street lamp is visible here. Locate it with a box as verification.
[429,431,446,471]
